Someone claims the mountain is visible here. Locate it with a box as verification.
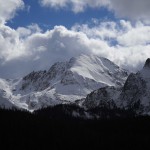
[0,79,15,109]
[0,54,128,111]
[83,58,150,115]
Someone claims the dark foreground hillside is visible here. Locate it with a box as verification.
[0,106,150,150]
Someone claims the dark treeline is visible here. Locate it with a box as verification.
[0,105,150,150]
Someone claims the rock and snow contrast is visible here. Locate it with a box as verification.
[83,58,150,115]
[0,54,128,111]
[1,54,150,116]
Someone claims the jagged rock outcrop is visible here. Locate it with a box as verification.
[83,86,119,109]
[83,58,150,115]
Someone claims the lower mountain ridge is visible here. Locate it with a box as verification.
[83,58,150,115]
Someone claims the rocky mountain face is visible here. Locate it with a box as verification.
[83,58,150,115]
[83,86,120,109]
[1,54,150,117]
[0,54,128,111]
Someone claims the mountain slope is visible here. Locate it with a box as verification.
[83,58,150,115]
[0,54,128,110]
[119,58,150,114]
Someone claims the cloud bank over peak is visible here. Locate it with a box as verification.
[0,20,150,78]
[0,0,150,78]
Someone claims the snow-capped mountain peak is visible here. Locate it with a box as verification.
[0,54,128,111]
[69,54,128,86]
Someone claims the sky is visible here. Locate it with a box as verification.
[1,0,150,78]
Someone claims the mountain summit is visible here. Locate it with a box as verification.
[0,54,128,110]
[144,58,150,69]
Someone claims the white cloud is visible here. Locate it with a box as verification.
[108,0,150,21]
[0,20,150,78]
[39,0,109,13]
[0,0,24,24]
[0,24,25,62]
[117,24,150,46]
[0,0,150,78]
[72,21,118,40]
[39,0,150,21]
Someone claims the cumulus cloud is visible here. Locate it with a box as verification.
[109,0,150,21]
[0,0,150,78]
[72,20,150,68]
[0,0,24,24]
[0,24,93,78]
[0,19,150,78]
[39,0,109,13]
[39,0,150,21]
